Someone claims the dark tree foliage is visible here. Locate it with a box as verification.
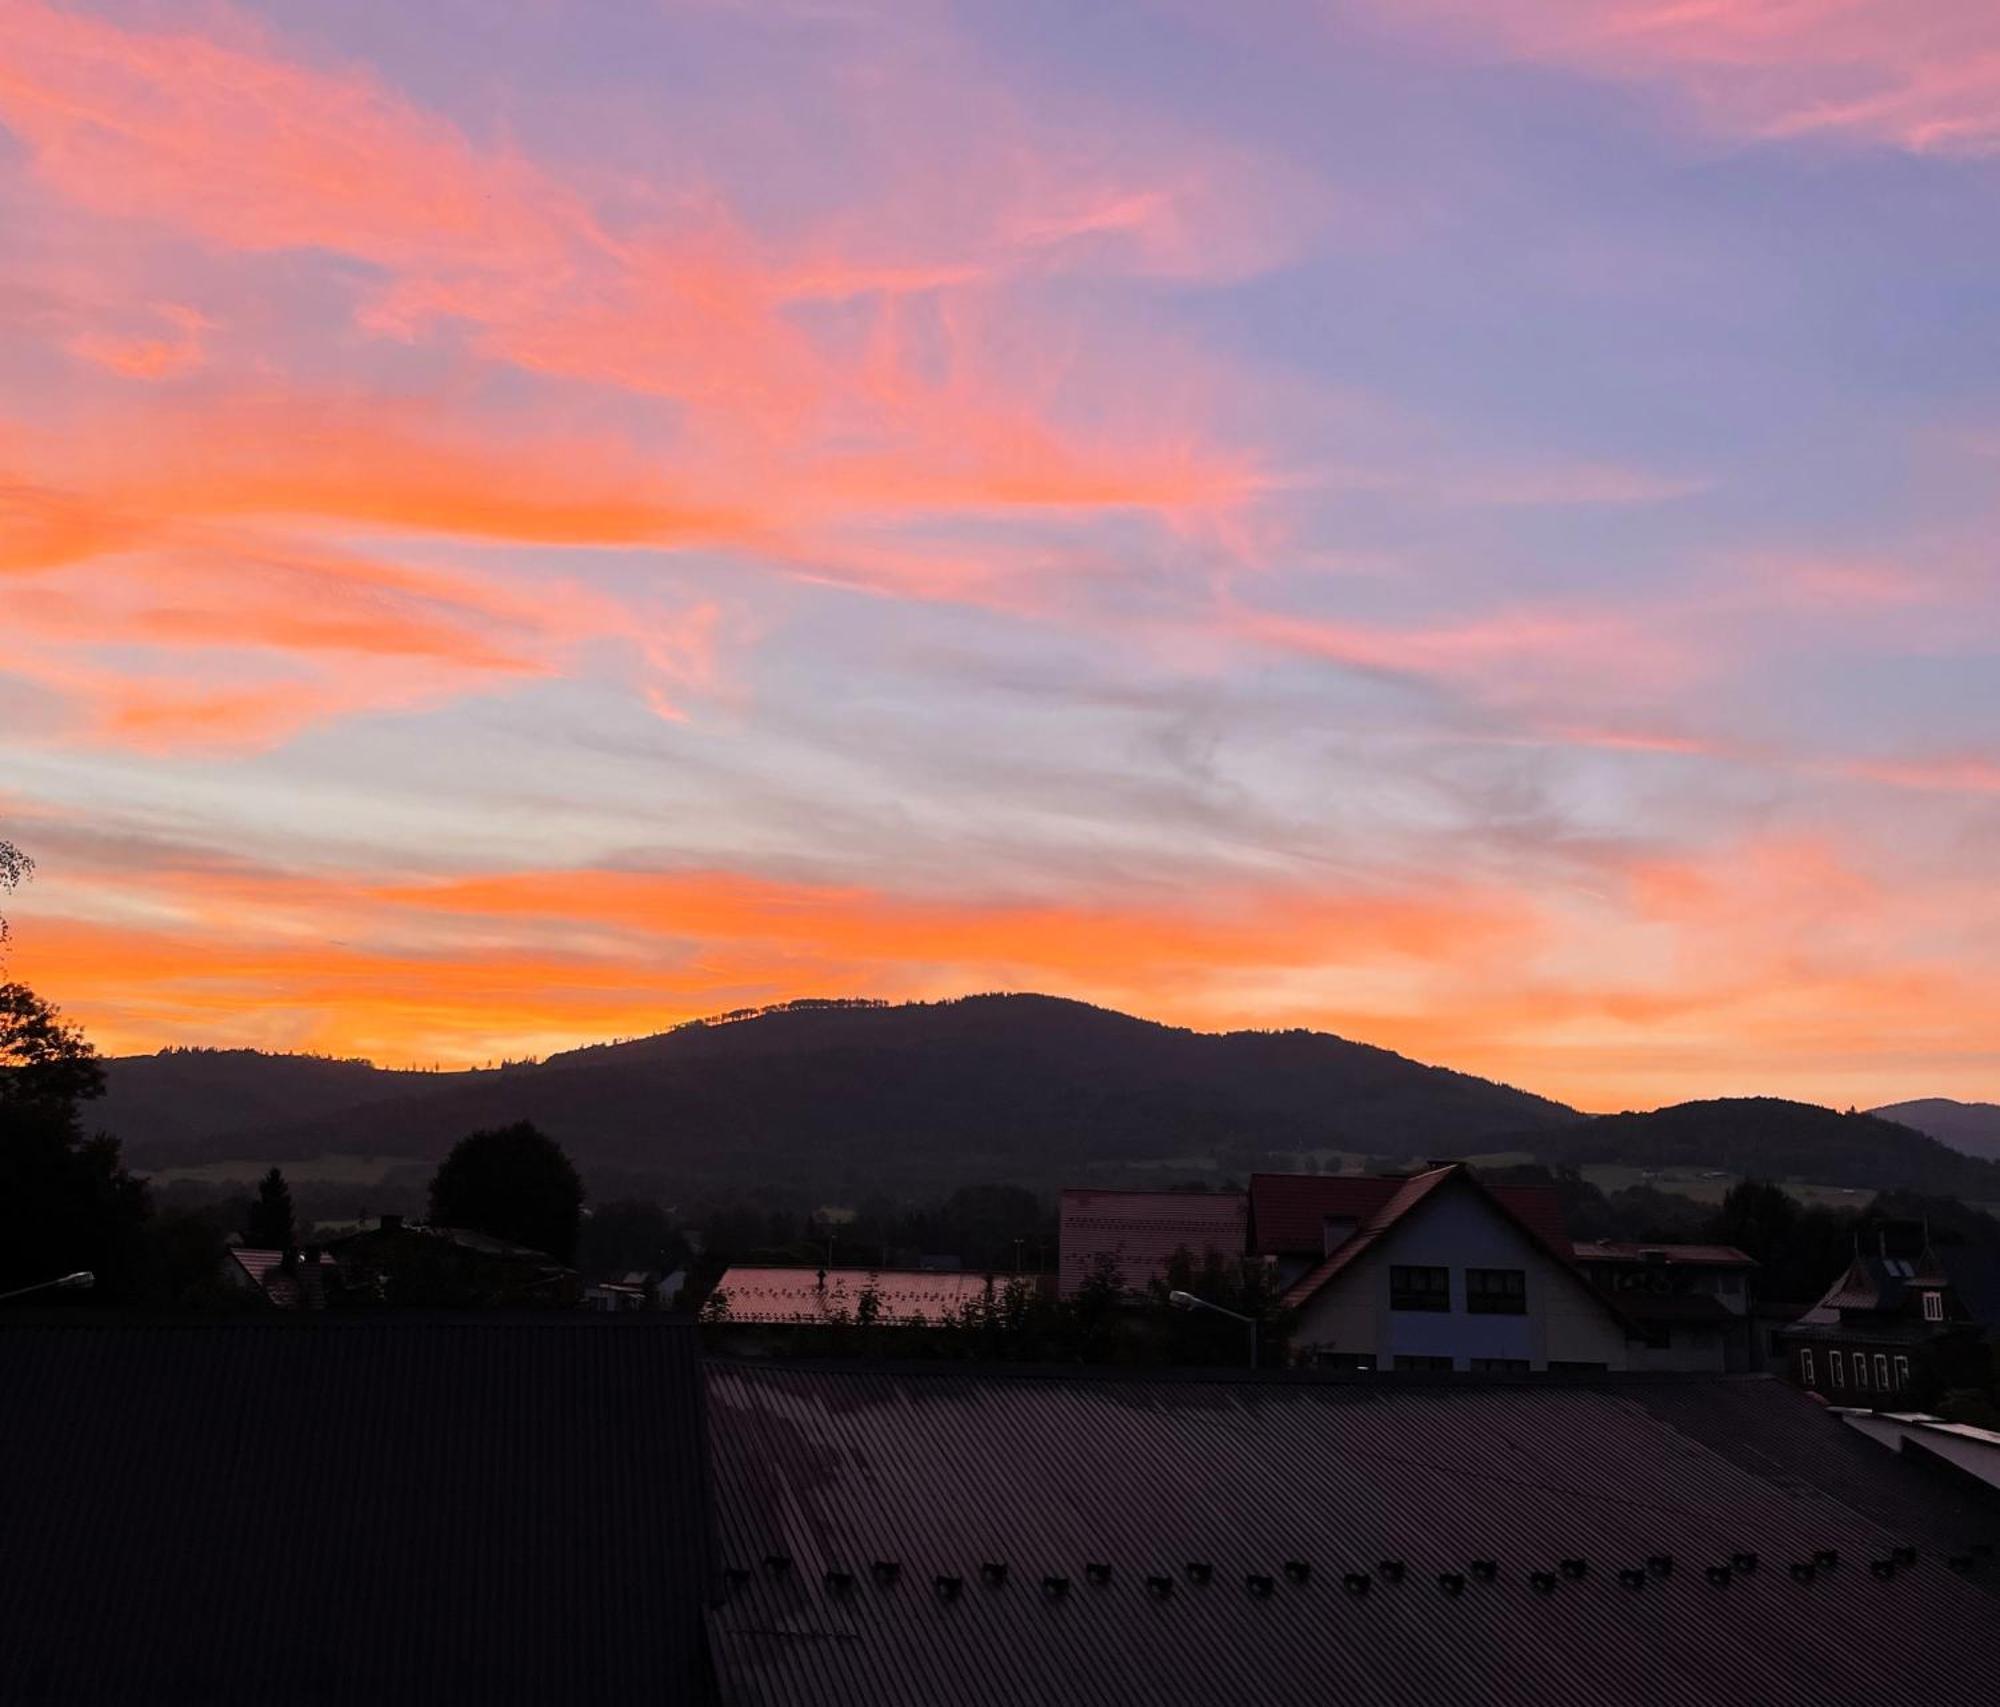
[0,982,148,1303]
[577,1198,687,1280]
[429,1122,583,1262]
[0,837,28,943]
[245,1167,296,1250]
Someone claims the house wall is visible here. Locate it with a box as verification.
[1292,1184,1630,1371]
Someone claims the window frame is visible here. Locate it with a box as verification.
[1464,1267,1528,1316]
[1922,1290,1944,1322]
[1893,1355,1910,1390]
[1800,1348,1816,1388]
[1829,1350,1845,1388]
[1388,1265,1451,1313]
[1874,1353,1890,1390]
[1469,1357,1530,1374]
[1852,1351,1869,1390]
[1392,1354,1454,1372]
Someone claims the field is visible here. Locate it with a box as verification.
[144,1154,425,1187]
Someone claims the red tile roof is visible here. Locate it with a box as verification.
[1274,1165,1609,1320]
[1251,1171,1569,1260]
[1057,1190,1248,1297]
[228,1248,335,1309]
[1246,1173,1403,1255]
[711,1267,1000,1325]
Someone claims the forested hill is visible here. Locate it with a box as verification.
[97,994,1579,1198]
[1516,1098,2000,1202]
[1873,1099,2000,1164]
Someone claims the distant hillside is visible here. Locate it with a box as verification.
[94,1049,444,1155]
[1873,1100,2000,1164]
[97,994,1580,1199]
[1507,1097,2000,1203]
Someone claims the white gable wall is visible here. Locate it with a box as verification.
[1292,1182,1630,1371]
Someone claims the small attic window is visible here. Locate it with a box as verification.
[1922,1291,1944,1322]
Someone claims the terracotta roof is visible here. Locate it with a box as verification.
[1057,1190,1248,1296]
[1247,1173,1402,1254]
[227,1247,336,1309]
[712,1266,1001,1325]
[1572,1242,1756,1269]
[1279,1166,1460,1308]
[1251,1171,1569,1259]
[706,1362,2000,1707]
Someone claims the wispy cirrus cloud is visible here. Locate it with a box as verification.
[1378,0,2000,156]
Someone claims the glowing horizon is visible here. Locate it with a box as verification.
[3,0,1996,1113]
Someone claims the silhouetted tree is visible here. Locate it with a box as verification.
[0,837,28,945]
[0,981,148,1302]
[245,1167,296,1249]
[428,1122,583,1262]
[577,1198,685,1280]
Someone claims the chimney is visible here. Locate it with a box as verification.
[1322,1215,1358,1257]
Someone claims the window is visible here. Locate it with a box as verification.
[1874,1354,1889,1389]
[1317,1352,1376,1372]
[1548,1361,1608,1374]
[1852,1352,1869,1390]
[1893,1356,1910,1390]
[1471,1358,1530,1374]
[1465,1268,1527,1315]
[1389,1266,1450,1312]
[1829,1351,1845,1388]
[1800,1348,1816,1388]
[1922,1291,1944,1322]
[1393,1355,1453,1372]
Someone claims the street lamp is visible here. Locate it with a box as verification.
[0,1271,94,1304]
[1168,1288,1258,1369]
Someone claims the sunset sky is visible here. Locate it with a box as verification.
[3,0,1997,1111]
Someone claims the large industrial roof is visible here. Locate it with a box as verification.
[713,1265,1000,1324]
[0,1318,713,1706]
[705,1363,2000,1707]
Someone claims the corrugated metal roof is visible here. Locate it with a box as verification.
[706,1363,2000,1707]
[1057,1190,1248,1297]
[714,1266,999,1324]
[0,1318,713,1706]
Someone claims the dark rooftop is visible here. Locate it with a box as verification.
[706,1362,2000,1707]
[0,1318,713,1707]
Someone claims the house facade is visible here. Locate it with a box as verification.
[1570,1241,1757,1373]
[1780,1226,1988,1401]
[1274,1165,1636,1372]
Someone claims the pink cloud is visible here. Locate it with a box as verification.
[1384,0,2000,156]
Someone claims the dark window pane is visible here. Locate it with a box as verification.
[1389,1266,1451,1312]
[1466,1268,1527,1315]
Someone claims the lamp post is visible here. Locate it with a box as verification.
[1168,1288,1258,1370]
[0,1270,94,1304]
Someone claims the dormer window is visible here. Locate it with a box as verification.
[1922,1290,1943,1322]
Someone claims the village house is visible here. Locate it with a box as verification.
[1781,1222,2000,1400]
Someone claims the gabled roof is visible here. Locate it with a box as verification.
[706,1362,2000,1707]
[227,1246,336,1308]
[1247,1173,1402,1254]
[1251,1170,1569,1261]
[1276,1164,1597,1316]
[1057,1189,1248,1296]
[0,1319,714,1705]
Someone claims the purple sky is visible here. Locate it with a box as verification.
[1,0,1996,1110]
